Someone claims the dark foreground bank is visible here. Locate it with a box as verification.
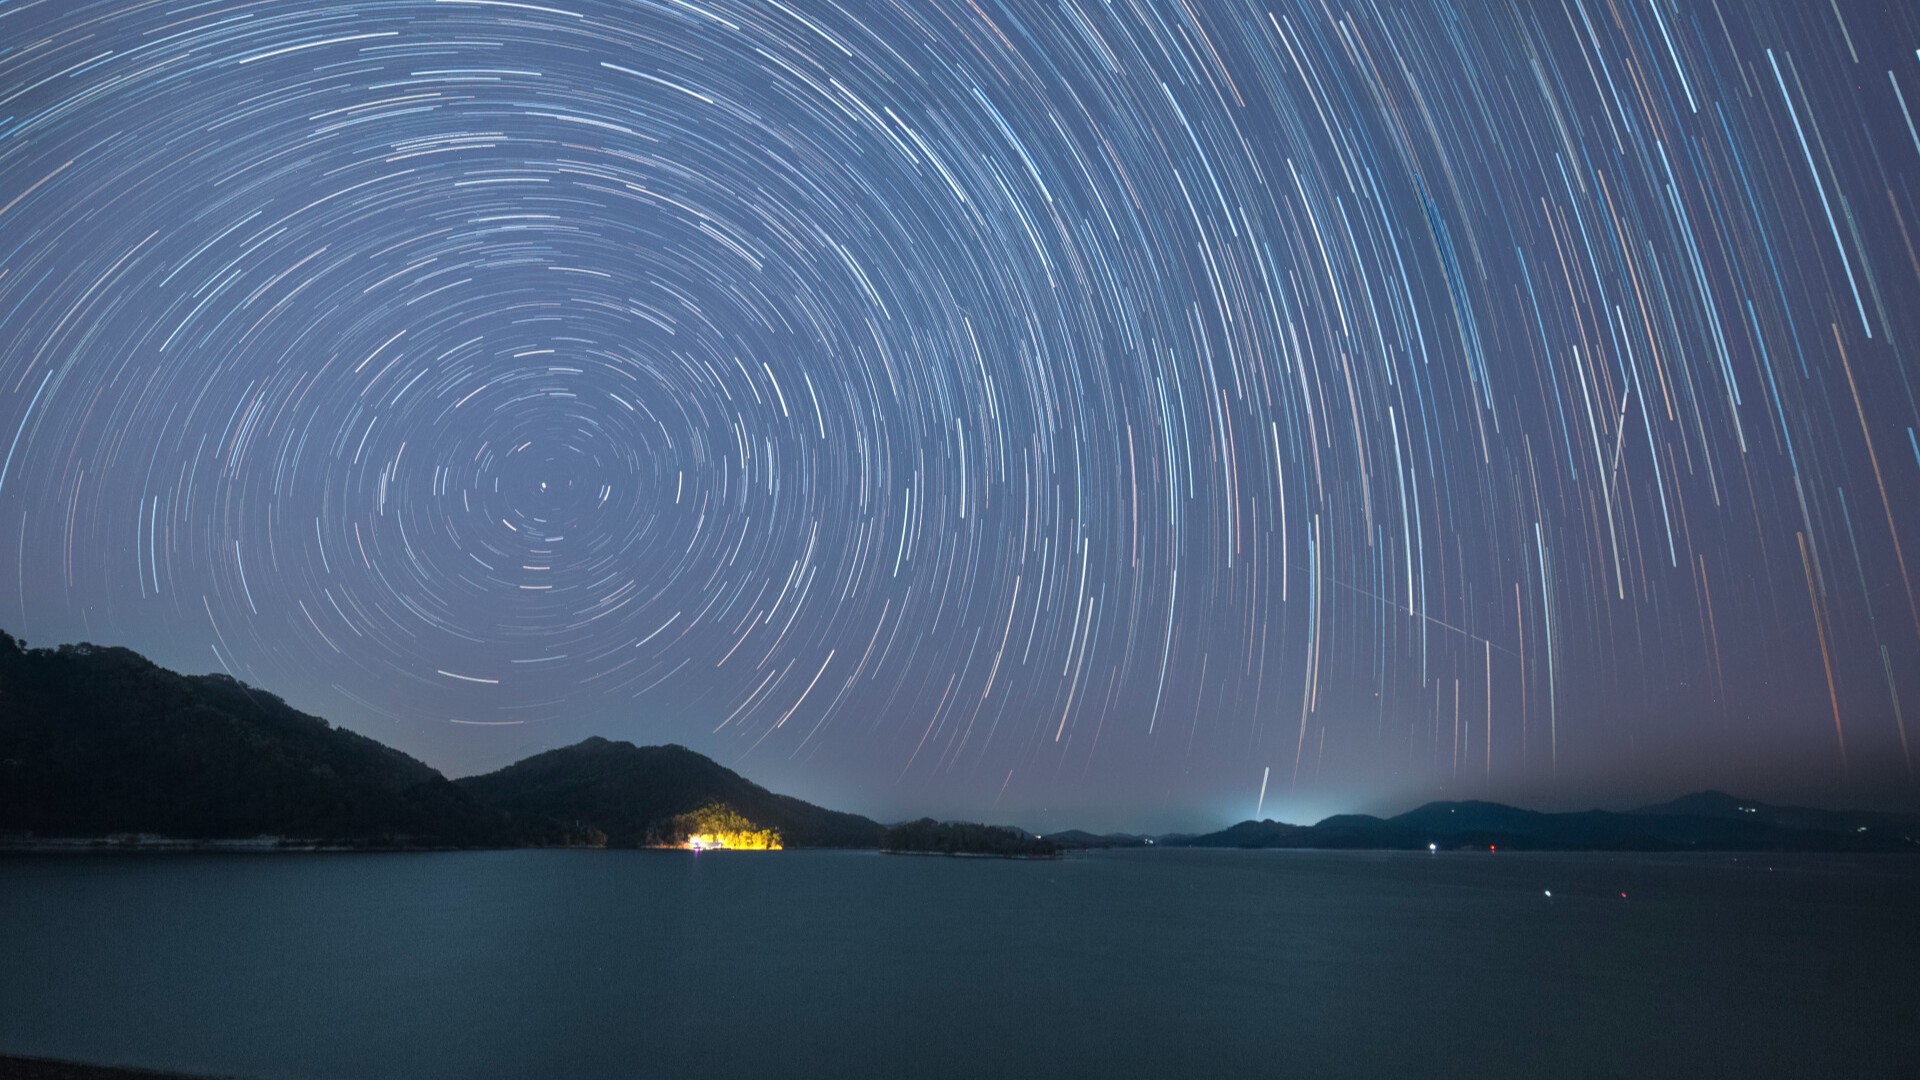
[0,1056,227,1079]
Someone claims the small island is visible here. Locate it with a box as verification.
[654,803,782,851]
[880,818,1062,859]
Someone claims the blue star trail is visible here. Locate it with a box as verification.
[2,0,1917,825]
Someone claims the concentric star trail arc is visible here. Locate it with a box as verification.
[2,0,1917,825]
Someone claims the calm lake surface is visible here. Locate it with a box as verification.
[3,849,1916,1079]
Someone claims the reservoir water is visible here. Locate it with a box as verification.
[3,849,1916,1078]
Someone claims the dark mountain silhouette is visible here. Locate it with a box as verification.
[0,631,571,847]
[1180,795,1920,852]
[454,736,884,848]
[1178,819,1312,848]
[1632,790,1920,836]
[8,629,1915,854]
[0,631,873,849]
[1041,829,1152,849]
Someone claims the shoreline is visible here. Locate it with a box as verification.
[879,848,1062,860]
[7,838,1913,857]
[0,836,479,854]
[0,1055,231,1080]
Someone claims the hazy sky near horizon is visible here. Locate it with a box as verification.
[3,0,1920,831]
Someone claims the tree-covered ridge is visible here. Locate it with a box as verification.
[880,819,1061,857]
[454,737,884,848]
[0,631,889,850]
[0,631,581,846]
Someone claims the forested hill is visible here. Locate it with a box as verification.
[454,737,885,848]
[0,632,575,847]
[0,631,878,849]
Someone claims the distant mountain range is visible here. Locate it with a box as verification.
[3,631,1914,853]
[1175,792,1920,852]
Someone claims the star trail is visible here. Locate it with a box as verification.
[2,0,1918,827]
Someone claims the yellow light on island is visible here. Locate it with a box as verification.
[684,830,782,851]
[672,804,782,851]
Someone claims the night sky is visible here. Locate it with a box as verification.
[2,0,1918,831]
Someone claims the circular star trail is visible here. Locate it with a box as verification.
[2,0,1918,823]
